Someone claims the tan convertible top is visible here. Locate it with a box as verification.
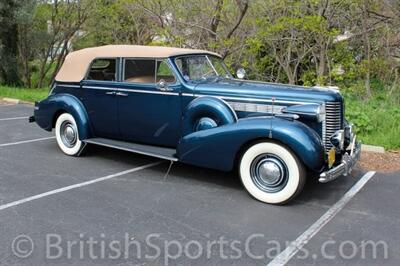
[55,45,220,82]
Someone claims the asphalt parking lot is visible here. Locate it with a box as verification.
[0,103,398,265]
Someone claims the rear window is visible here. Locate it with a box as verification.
[86,58,116,81]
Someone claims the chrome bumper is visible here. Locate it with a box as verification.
[319,141,361,183]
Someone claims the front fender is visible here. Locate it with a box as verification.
[182,96,237,136]
[177,116,325,172]
[34,93,92,140]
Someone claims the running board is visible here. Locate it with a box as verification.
[84,138,178,161]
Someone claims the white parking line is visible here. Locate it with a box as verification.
[267,171,376,266]
[0,116,28,121]
[0,161,163,212]
[0,136,56,147]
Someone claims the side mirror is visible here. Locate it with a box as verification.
[156,79,173,92]
[157,79,166,89]
[236,68,246,79]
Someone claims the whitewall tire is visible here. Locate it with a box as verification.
[55,113,84,156]
[239,142,305,204]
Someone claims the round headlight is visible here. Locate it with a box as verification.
[330,130,345,150]
[316,104,326,122]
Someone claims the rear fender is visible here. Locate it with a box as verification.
[34,93,92,140]
[177,116,325,172]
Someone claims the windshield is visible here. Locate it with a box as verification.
[175,55,232,82]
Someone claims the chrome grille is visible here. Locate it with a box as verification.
[324,102,342,153]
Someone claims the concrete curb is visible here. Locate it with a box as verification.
[1,97,34,106]
[2,97,20,104]
[361,144,385,153]
[20,100,34,106]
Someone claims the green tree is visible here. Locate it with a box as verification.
[0,0,21,85]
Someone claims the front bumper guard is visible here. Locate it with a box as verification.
[319,141,361,183]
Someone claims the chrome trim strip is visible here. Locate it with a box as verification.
[49,83,56,95]
[83,86,114,91]
[219,95,310,105]
[82,86,179,96]
[322,120,326,148]
[84,139,178,161]
[58,84,80,88]
[82,87,311,105]
[117,88,179,96]
[226,101,285,114]
[183,93,311,105]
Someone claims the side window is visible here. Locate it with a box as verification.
[156,60,176,84]
[87,58,116,81]
[209,56,231,78]
[124,59,156,83]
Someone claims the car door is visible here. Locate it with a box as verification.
[117,58,182,147]
[81,58,119,139]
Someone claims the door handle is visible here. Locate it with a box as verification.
[116,92,128,97]
[105,91,116,95]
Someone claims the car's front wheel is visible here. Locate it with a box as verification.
[55,113,84,156]
[239,142,306,204]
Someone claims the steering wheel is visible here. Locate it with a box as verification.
[201,69,215,79]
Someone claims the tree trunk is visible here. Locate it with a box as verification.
[209,0,223,41]
[317,46,326,83]
[17,25,32,88]
[49,38,70,85]
[361,2,372,98]
[285,67,295,85]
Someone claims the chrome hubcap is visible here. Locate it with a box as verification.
[250,154,288,193]
[60,121,77,148]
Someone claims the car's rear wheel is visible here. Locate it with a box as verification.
[55,113,84,156]
[239,142,306,204]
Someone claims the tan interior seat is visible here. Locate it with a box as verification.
[125,75,176,84]
[125,76,155,83]
[156,75,176,83]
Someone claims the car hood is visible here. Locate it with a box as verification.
[193,79,343,104]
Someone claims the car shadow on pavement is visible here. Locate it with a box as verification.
[79,144,366,206]
[84,144,243,190]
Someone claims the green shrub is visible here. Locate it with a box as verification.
[343,88,400,150]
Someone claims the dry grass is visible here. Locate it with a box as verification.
[358,151,400,173]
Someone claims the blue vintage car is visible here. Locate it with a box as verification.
[30,45,361,204]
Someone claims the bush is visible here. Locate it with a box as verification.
[342,88,400,150]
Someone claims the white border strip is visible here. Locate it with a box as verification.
[0,136,55,147]
[0,116,28,121]
[181,93,311,105]
[82,86,179,96]
[267,171,376,266]
[0,161,162,211]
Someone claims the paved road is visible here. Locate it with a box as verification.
[0,103,398,265]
